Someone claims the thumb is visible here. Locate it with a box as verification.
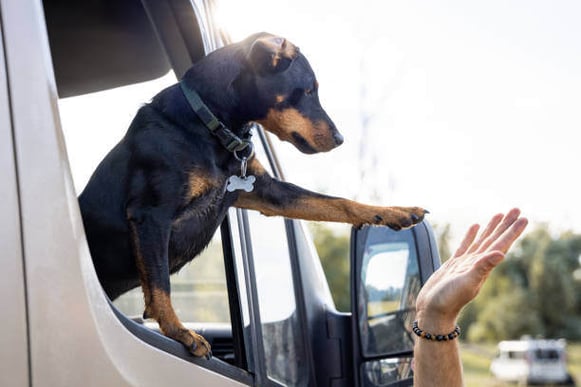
[476,251,505,277]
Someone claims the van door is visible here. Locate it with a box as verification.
[351,222,440,386]
[0,12,29,386]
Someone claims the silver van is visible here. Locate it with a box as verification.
[0,0,441,386]
[490,339,574,385]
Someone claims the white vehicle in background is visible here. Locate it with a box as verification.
[490,338,575,385]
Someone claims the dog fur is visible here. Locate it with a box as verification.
[79,32,427,358]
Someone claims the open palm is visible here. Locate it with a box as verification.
[416,208,528,324]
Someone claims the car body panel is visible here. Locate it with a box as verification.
[0,12,30,386]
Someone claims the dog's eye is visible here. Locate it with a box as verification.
[304,89,313,96]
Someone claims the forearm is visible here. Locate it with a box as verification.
[413,315,463,387]
[412,209,527,386]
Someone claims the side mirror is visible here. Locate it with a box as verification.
[350,221,440,386]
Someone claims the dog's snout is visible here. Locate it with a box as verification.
[333,131,344,146]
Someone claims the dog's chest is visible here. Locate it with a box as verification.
[168,173,237,269]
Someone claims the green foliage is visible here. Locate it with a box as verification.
[462,224,581,342]
[309,223,351,311]
[467,286,544,341]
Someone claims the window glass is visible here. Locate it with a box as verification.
[58,73,175,194]
[360,357,413,387]
[358,228,421,357]
[245,131,308,386]
[113,235,230,323]
[508,351,526,360]
[535,349,560,361]
[247,211,307,386]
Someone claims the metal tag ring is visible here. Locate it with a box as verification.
[233,141,254,161]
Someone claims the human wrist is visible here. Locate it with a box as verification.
[415,310,458,335]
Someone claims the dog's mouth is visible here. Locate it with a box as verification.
[291,132,318,154]
[291,130,343,154]
[256,107,343,154]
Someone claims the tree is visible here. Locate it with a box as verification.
[310,223,351,311]
[468,285,543,342]
[460,224,581,342]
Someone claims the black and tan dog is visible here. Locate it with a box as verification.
[79,32,427,358]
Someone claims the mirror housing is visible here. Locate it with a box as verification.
[350,221,440,386]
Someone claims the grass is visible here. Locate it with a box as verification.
[568,344,581,385]
[367,300,400,316]
[461,342,581,386]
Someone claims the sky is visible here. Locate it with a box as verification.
[60,0,581,248]
[214,0,581,244]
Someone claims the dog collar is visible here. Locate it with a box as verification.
[179,80,252,155]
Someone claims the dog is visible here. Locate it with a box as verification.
[79,32,427,359]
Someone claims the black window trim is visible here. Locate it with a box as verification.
[220,214,248,370]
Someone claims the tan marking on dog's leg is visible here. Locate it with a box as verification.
[149,288,212,358]
[235,194,425,230]
[127,219,153,318]
[247,156,266,175]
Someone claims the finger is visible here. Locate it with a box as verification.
[476,208,521,253]
[452,224,480,258]
[466,212,504,254]
[487,217,528,254]
[473,251,506,281]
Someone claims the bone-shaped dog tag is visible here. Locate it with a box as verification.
[226,175,256,192]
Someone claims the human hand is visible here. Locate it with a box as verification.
[415,208,528,332]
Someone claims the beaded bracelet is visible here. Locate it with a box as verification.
[412,320,461,341]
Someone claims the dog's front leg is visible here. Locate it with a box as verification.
[234,158,427,229]
[126,207,211,358]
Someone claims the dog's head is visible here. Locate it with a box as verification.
[233,33,343,154]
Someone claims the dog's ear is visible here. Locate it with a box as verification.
[247,35,299,74]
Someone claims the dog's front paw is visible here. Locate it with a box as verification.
[170,328,212,359]
[373,206,428,230]
[188,330,212,359]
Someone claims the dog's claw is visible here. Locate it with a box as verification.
[186,331,212,358]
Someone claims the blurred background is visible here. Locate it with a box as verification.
[59,0,581,385]
[215,1,581,385]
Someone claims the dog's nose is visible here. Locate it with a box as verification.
[333,131,344,146]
